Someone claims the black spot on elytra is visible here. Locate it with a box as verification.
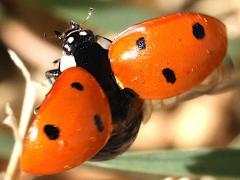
[162,68,176,84]
[71,82,84,91]
[136,37,146,50]
[44,124,60,140]
[94,115,104,132]
[192,23,205,39]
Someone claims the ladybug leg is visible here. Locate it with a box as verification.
[215,54,234,81]
[45,69,60,84]
[142,100,152,123]
[190,54,234,94]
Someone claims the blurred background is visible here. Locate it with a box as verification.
[0,0,240,179]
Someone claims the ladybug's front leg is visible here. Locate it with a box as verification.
[35,68,60,115]
[45,69,60,84]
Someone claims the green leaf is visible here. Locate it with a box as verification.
[0,130,14,159]
[88,149,240,178]
[228,38,240,64]
[24,0,160,33]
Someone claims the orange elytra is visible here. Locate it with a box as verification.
[21,67,112,175]
[109,12,227,99]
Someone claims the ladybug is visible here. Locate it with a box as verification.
[21,12,227,175]
[21,20,143,175]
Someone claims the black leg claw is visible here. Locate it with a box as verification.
[45,69,60,84]
[34,106,41,115]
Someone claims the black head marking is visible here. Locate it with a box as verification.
[192,23,205,39]
[71,82,84,91]
[162,68,176,84]
[136,37,146,50]
[94,115,104,132]
[62,29,95,55]
[44,124,60,140]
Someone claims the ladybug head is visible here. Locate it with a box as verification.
[54,21,96,55]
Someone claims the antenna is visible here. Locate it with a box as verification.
[69,21,80,29]
[43,32,62,40]
[80,7,94,27]
[54,30,63,39]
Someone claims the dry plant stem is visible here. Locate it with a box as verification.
[3,104,19,141]
[2,104,20,180]
[3,50,37,180]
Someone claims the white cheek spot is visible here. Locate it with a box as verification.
[60,55,77,72]
[67,36,74,43]
[79,31,87,36]
[63,44,71,52]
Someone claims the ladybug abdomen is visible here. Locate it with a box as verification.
[92,88,143,160]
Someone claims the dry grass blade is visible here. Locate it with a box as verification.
[2,103,19,142]
[3,50,37,180]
